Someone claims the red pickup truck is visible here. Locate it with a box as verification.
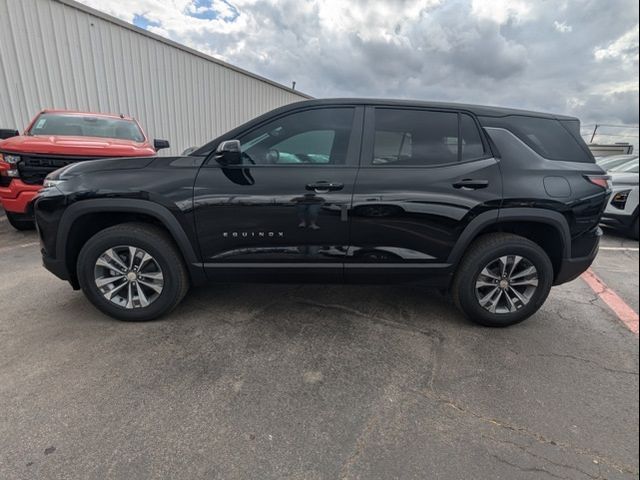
[0,110,169,230]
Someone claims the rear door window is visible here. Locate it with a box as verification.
[370,109,487,166]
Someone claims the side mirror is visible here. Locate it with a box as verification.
[215,139,242,166]
[0,129,20,140]
[154,139,170,151]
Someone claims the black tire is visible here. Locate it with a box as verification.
[77,223,190,321]
[5,211,35,231]
[452,233,554,327]
[629,216,639,241]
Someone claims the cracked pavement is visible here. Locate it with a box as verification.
[0,220,638,479]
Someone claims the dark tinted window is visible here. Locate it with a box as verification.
[239,108,354,165]
[372,109,486,166]
[499,116,589,162]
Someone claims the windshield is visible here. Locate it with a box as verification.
[610,157,639,173]
[28,113,145,142]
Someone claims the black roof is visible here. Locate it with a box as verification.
[287,98,579,121]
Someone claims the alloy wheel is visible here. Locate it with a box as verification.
[94,246,164,309]
[474,255,539,314]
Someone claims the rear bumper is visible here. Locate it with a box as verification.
[554,228,601,285]
[0,179,40,213]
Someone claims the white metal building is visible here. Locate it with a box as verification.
[0,0,310,154]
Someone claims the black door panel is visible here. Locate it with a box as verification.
[194,166,357,266]
[194,106,363,280]
[346,107,502,281]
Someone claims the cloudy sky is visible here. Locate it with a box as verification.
[79,0,639,145]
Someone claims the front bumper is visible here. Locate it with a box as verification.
[600,212,636,229]
[0,179,41,213]
[42,252,70,282]
[554,228,601,285]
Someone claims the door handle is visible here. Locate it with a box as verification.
[452,179,489,190]
[306,182,344,193]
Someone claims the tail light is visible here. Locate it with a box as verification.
[584,175,611,190]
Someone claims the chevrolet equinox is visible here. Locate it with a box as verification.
[34,99,610,326]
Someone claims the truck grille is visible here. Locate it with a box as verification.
[18,154,101,185]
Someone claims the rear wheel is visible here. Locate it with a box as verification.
[5,211,35,231]
[77,223,190,321]
[452,233,554,327]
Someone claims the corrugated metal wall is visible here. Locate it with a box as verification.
[0,0,310,154]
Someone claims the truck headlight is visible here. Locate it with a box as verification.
[0,153,20,177]
[3,154,21,164]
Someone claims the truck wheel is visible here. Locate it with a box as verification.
[5,211,35,231]
[77,223,190,321]
[452,233,554,327]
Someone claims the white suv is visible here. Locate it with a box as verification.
[602,156,639,239]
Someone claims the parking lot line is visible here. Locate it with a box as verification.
[0,242,39,254]
[581,268,639,335]
[599,247,640,252]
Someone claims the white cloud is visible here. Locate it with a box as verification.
[77,0,639,130]
[594,25,640,63]
[470,0,533,24]
[554,20,573,33]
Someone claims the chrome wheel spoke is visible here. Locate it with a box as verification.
[96,275,126,288]
[488,289,503,313]
[510,266,537,280]
[140,271,163,281]
[103,280,128,300]
[509,286,530,305]
[128,246,138,270]
[508,255,522,277]
[504,291,518,312]
[510,277,538,287]
[476,278,496,288]
[138,252,154,270]
[125,282,134,309]
[480,267,500,280]
[137,279,163,294]
[499,256,509,277]
[135,281,149,307]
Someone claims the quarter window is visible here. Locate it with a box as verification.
[239,108,354,165]
[371,109,486,166]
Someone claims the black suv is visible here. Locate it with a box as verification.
[34,99,609,326]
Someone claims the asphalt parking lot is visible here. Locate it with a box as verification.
[1,213,638,480]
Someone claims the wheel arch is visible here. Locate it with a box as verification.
[448,208,571,278]
[57,199,205,288]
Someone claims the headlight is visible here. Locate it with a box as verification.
[3,154,21,164]
[0,152,20,177]
[42,178,66,189]
[611,190,631,210]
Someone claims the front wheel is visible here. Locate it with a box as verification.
[452,233,554,327]
[77,223,190,321]
[5,211,35,231]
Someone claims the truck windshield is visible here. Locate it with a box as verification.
[28,113,145,142]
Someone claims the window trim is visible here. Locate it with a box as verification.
[360,106,493,169]
[204,106,364,168]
